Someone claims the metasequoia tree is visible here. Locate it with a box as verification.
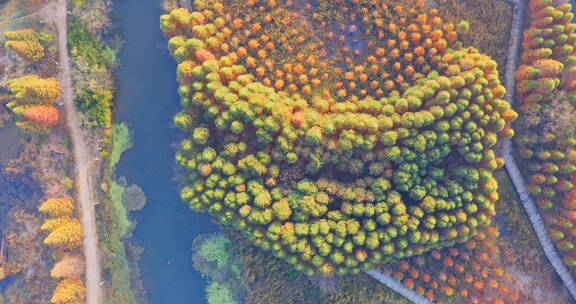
[22,105,60,127]
[515,0,576,273]
[5,74,62,130]
[6,75,61,104]
[43,221,83,249]
[50,279,85,304]
[41,217,81,233]
[4,28,52,62]
[38,197,75,218]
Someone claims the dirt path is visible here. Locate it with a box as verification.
[0,11,38,27]
[43,0,103,303]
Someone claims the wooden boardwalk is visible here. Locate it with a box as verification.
[500,0,576,301]
[366,270,433,304]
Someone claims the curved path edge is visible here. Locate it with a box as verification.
[365,270,433,304]
[501,0,576,300]
[52,0,103,303]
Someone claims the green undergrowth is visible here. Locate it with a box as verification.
[192,232,408,304]
[108,178,132,238]
[101,123,140,304]
[109,123,131,168]
[68,16,116,129]
[206,281,237,304]
[192,233,246,304]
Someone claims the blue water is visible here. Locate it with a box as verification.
[113,1,217,303]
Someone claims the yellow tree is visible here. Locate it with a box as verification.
[6,75,61,104]
[39,197,75,218]
[41,217,80,233]
[51,279,85,304]
[44,221,83,249]
[4,29,40,40]
[5,40,44,62]
[4,28,52,62]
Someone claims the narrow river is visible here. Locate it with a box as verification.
[113,1,217,303]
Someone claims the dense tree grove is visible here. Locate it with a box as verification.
[38,197,85,302]
[39,197,83,250]
[4,28,52,62]
[515,0,576,272]
[6,75,61,104]
[5,75,61,131]
[163,0,516,275]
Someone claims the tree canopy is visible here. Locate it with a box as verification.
[163,0,516,276]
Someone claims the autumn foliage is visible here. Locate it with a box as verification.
[39,197,75,218]
[383,225,534,303]
[5,74,62,131]
[162,0,515,276]
[515,0,576,273]
[22,105,60,127]
[50,255,85,279]
[4,28,53,62]
[7,75,61,104]
[50,278,86,304]
[39,196,85,301]
[41,217,81,233]
[43,220,83,249]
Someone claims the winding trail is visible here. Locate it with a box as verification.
[500,0,576,300]
[49,0,103,303]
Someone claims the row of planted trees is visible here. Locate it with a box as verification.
[162,0,515,276]
[3,29,61,132]
[39,197,85,304]
[4,28,52,63]
[2,27,82,302]
[514,0,576,273]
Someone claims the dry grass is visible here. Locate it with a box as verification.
[435,0,514,75]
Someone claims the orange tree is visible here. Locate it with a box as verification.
[383,225,533,303]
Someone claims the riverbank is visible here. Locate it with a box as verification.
[112,0,217,302]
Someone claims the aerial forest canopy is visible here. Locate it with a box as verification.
[161,0,517,276]
[515,0,576,271]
